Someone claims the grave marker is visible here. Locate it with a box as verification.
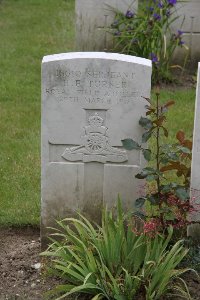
[188,62,200,240]
[172,0,200,68]
[41,52,151,245]
[75,0,138,51]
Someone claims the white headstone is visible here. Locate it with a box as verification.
[188,62,200,240]
[75,0,138,51]
[172,0,200,68]
[41,52,151,245]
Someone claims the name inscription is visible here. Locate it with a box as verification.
[45,67,139,105]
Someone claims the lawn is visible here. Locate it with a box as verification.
[0,0,196,226]
[0,0,75,225]
[152,88,195,141]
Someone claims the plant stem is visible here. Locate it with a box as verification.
[155,93,164,226]
[156,93,161,197]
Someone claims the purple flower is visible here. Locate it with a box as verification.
[150,53,159,63]
[146,6,154,12]
[111,20,119,28]
[125,10,134,18]
[167,0,177,6]
[153,13,161,21]
[114,31,121,36]
[158,1,164,8]
[178,40,185,46]
[177,30,183,36]
[131,38,138,45]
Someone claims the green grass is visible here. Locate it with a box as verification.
[152,88,196,142]
[0,0,196,226]
[0,0,75,225]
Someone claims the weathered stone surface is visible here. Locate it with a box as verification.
[173,33,200,68]
[188,62,200,240]
[75,0,138,51]
[41,52,151,245]
[173,1,200,33]
[172,0,200,68]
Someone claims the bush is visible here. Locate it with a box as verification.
[109,0,188,83]
[122,92,194,239]
[42,200,192,300]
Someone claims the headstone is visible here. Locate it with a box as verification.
[75,0,138,51]
[188,62,200,240]
[41,52,151,245]
[172,0,200,69]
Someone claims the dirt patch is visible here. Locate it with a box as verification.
[0,227,199,300]
[0,227,60,300]
[154,70,196,91]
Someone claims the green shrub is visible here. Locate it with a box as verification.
[109,0,188,83]
[122,92,194,239]
[42,200,192,300]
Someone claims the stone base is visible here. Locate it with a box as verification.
[187,223,200,243]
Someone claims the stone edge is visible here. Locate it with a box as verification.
[42,52,152,67]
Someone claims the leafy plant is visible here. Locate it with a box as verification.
[109,0,188,83]
[41,200,193,300]
[122,92,194,237]
[182,239,200,273]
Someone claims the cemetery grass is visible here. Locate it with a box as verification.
[0,0,75,226]
[0,1,196,227]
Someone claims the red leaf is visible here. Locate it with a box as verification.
[153,116,166,126]
[182,139,193,150]
[160,164,175,172]
[164,100,175,108]
[160,162,188,173]
[176,130,185,144]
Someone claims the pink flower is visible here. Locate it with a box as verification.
[143,218,161,238]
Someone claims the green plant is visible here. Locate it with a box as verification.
[42,200,192,300]
[181,236,200,273]
[122,92,194,237]
[110,0,188,83]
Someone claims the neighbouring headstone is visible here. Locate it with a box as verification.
[172,0,200,68]
[75,0,138,51]
[188,62,200,240]
[41,52,151,245]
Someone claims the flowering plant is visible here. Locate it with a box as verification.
[110,0,188,83]
[122,92,195,238]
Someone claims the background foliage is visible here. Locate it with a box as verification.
[110,0,188,83]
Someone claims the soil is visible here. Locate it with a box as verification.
[0,227,60,300]
[0,227,200,300]
[153,69,196,91]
